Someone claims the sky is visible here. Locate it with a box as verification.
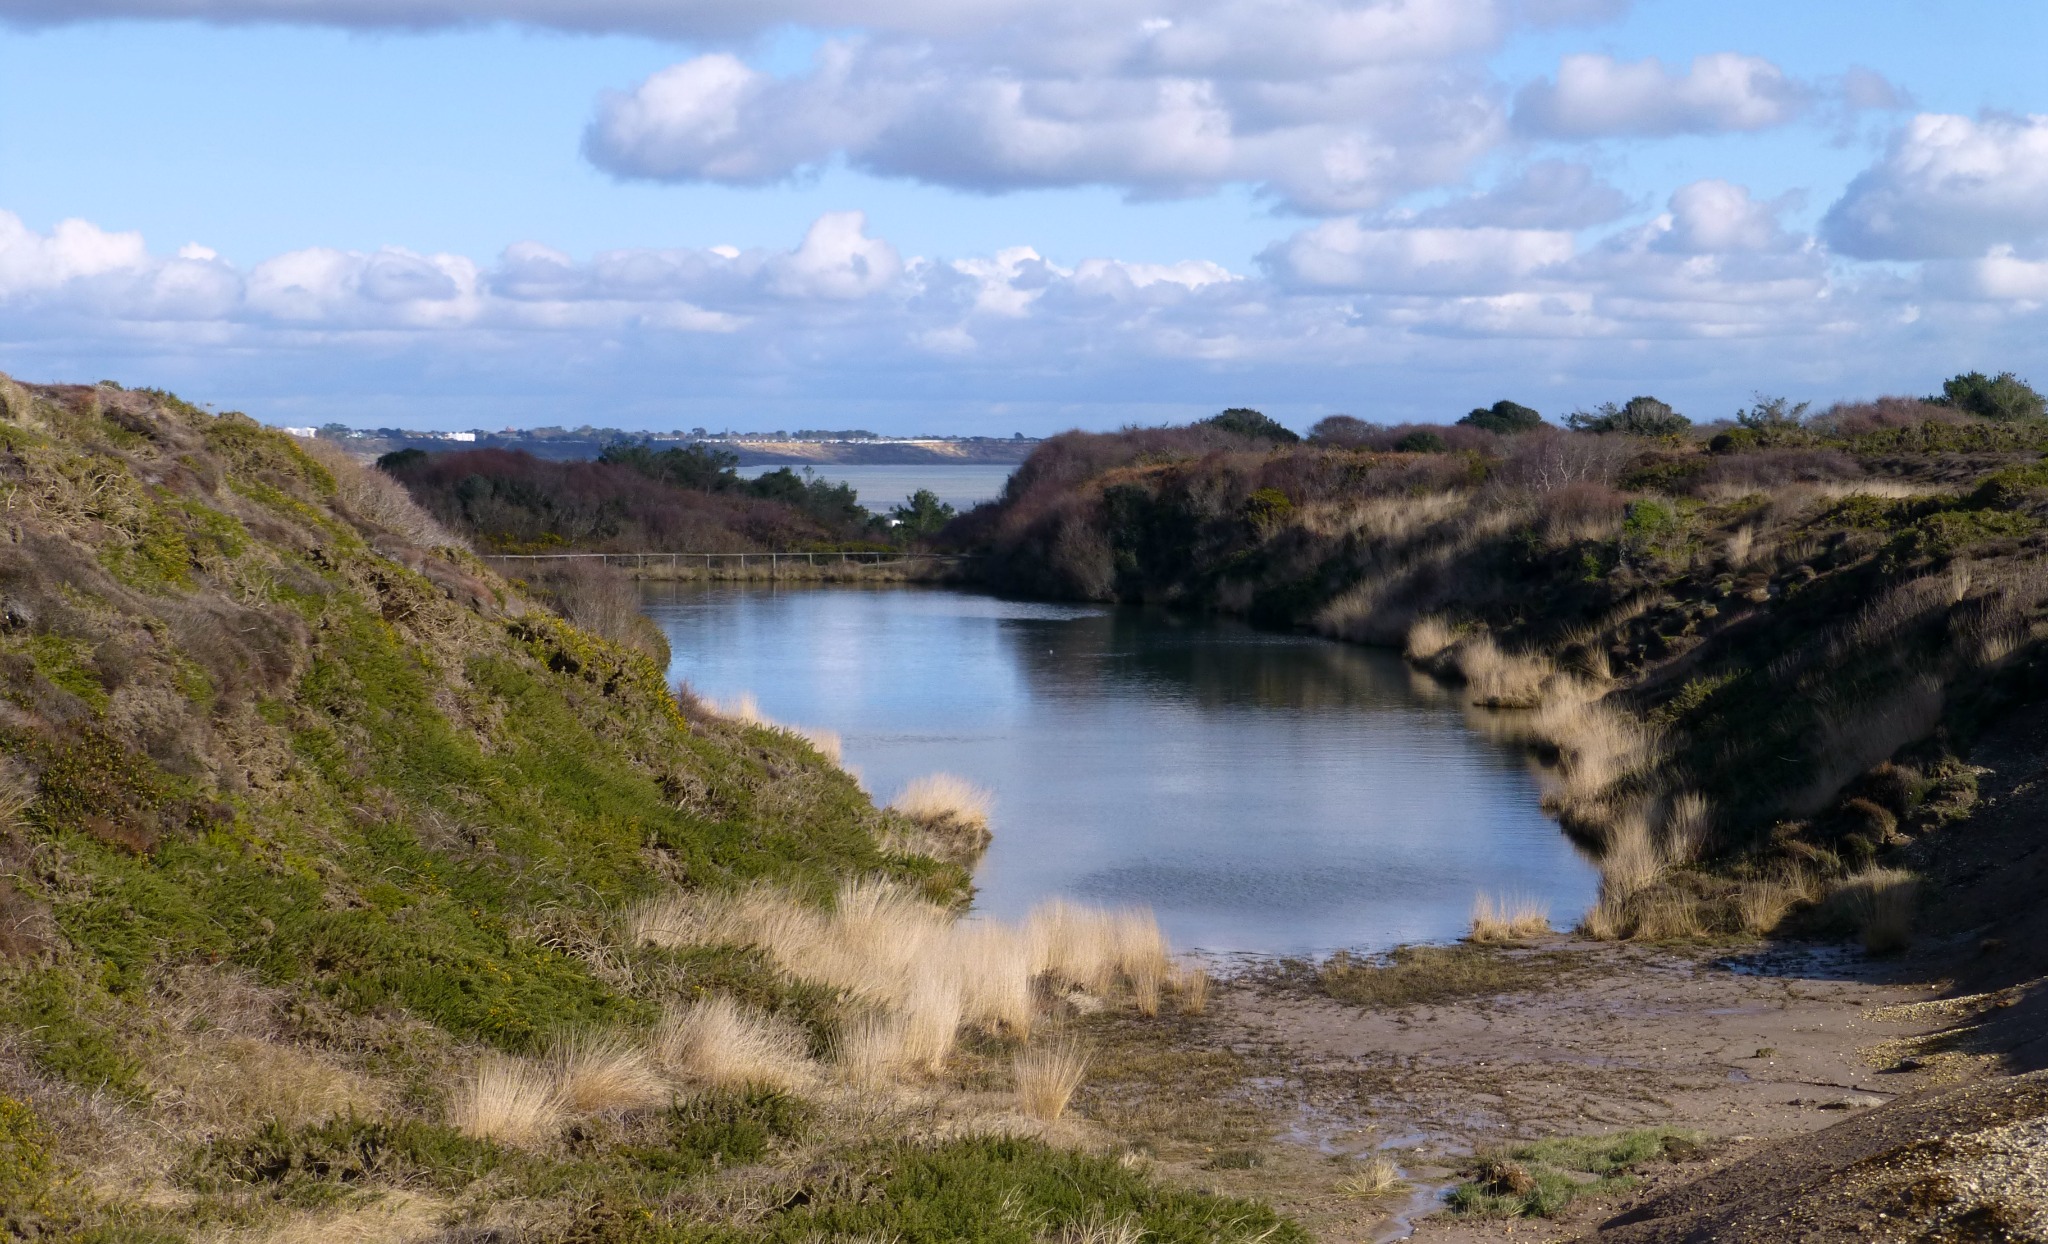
[2,0,2046,433]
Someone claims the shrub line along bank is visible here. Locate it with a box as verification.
[951,393,2048,944]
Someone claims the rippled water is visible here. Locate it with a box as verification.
[647,584,1598,956]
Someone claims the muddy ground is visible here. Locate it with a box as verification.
[1072,938,2039,1243]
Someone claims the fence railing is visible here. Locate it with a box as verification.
[481,550,976,572]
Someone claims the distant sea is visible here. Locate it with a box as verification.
[740,463,1016,511]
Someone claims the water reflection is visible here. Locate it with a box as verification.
[645,583,1597,956]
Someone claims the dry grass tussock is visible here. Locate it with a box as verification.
[0,759,33,832]
[552,1032,670,1115]
[1532,689,1661,832]
[1045,1213,1144,1244]
[1829,868,1920,954]
[890,773,992,829]
[707,691,845,765]
[447,1056,563,1146]
[1336,1153,1405,1201]
[1013,1038,1089,1122]
[1663,792,1713,865]
[1738,866,1820,935]
[631,882,1177,1079]
[1172,960,1209,1015]
[1404,615,1459,663]
[252,1191,451,1244]
[1468,893,1551,944]
[654,996,815,1091]
[885,773,996,864]
[144,1033,382,1135]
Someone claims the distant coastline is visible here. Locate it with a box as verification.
[296,425,1041,466]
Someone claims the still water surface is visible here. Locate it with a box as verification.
[648,584,1598,956]
[737,463,1016,511]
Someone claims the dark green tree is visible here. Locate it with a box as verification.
[1202,408,1301,443]
[1936,372,2047,422]
[1566,396,1691,437]
[1456,400,1544,434]
[889,489,956,538]
[1394,429,1448,453]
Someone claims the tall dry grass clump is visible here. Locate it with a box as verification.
[1662,792,1713,865]
[1024,899,1172,999]
[1172,960,1210,1015]
[1448,634,1551,708]
[1468,893,1551,944]
[1533,689,1661,832]
[1404,615,1459,663]
[551,1032,670,1115]
[1830,868,1920,954]
[631,881,1175,1081]
[1013,1038,1089,1121]
[1737,866,1819,935]
[948,920,1036,1036]
[890,773,992,829]
[448,1056,562,1146]
[653,996,814,1091]
[885,773,995,864]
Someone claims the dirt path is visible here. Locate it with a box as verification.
[1093,941,1965,1242]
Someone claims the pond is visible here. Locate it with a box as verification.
[647,583,1598,957]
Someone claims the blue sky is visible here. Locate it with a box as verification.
[3,0,2046,432]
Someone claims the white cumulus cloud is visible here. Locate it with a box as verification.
[1824,112,2048,260]
[1513,52,1808,138]
[581,1,1533,213]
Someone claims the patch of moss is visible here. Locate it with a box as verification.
[1448,1128,1705,1219]
[21,633,110,714]
[695,1135,1308,1244]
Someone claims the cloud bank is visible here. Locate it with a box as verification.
[5,154,2044,430]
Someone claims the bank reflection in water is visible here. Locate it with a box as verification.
[645,583,1598,956]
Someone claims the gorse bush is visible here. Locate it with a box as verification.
[1936,371,2046,423]
[1567,396,1691,437]
[1459,400,1544,435]
[1202,407,1300,444]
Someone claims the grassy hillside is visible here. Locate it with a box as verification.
[0,378,1289,1243]
[957,402,2048,944]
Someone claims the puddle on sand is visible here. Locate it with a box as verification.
[1716,943,1868,980]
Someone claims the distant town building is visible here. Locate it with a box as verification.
[282,427,318,438]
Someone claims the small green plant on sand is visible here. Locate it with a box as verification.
[1448,1128,1706,1219]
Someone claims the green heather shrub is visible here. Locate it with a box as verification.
[0,1096,57,1212]
[182,1115,505,1202]
[707,1135,1308,1243]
